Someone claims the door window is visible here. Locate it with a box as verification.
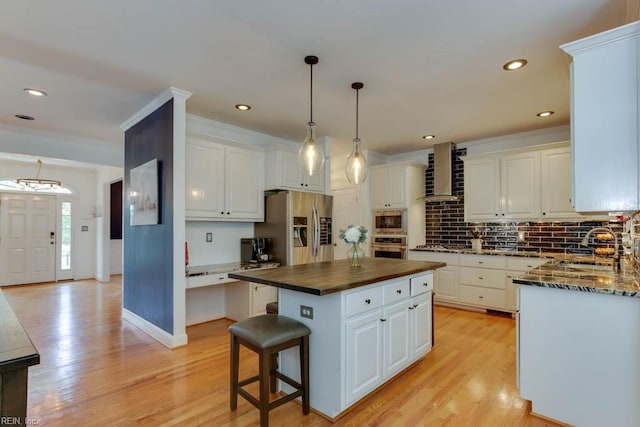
[61,202,72,270]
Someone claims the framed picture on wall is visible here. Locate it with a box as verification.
[129,158,159,226]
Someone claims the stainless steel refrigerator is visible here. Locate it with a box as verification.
[255,190,333,266]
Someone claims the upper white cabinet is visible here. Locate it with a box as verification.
[186,136,264,221]
[463,144,576,222]
[561,21,640,213]
[540,147,575,218]
[264,145,326,193]
[371,162,425,209]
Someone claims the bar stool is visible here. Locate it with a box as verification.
[229,314,310,427]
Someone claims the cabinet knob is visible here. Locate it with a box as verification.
[478,277,484,280]
[501,213,505,216]
[413,303,418,308]
[301,183,304,186]
[396,289,402,294]
[227,212,230,215]
[478,295,484,299]
[495,213,499,216]
[423,282,428,287]
[220,211,224,215]
[478,261,483,264]
[305,184,308,187]
[365,298,371,304]
[542,212,546,215]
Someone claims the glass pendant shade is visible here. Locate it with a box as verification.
[346,137,368,184]
[299,121,324,176]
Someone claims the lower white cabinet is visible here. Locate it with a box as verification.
[225,281,277,321]
[345,309,384,405]
[409,250,549,313]
[410,291,432,359]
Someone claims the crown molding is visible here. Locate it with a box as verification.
[120,87,192,131]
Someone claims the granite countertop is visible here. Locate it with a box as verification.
[228,258,445,296]
[186,261,280,277]
[412,245,640,297]
[513,258,640,298]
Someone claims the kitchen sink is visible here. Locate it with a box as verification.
[557,262,612,271]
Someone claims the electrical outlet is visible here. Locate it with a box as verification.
[300,305,314,319]
[206,232,213,243]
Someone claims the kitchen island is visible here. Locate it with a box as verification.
[514,259,640,427]
[229,257,445,420]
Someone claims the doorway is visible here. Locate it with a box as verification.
[0,193,57,285]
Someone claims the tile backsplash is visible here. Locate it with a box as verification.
[423,147,622,254]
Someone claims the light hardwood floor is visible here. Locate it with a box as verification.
[2,278,561,426]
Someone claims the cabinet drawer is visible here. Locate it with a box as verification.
[459,285,506,309]
[459,254,506,269]
[346,287,383,317]
[187,273,237,289]
[410,251,459,265]
[459,267,506,289]
[410,273,434,296]
[506,257,546,272]
[383,280,410,304]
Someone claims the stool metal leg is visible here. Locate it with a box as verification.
[230,333,239,410]
[300,335,310,414]
[259,349,271,427]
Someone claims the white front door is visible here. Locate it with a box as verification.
[0,193,56,285]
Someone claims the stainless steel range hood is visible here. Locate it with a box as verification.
[420,142,460,202]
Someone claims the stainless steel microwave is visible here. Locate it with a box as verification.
[373,209,407,235]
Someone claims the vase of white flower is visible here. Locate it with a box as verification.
[339,225,368,268]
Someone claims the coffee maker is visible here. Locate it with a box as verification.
[240,238,272,263]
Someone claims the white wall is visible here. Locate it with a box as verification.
[95,166,124,281]
[0,158,99,279]
[186,222,254,266]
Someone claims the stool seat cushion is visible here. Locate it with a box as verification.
[229,314,310,349]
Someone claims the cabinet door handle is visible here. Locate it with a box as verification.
[478,277,484,280]
[478,261,483,264]
[408,306,415,310]
[380,318,387,322]
[365,298,371,304]
[255,286,258,291]
[413,303,418,308]
[478,295,484,299]
[219,276,225,280]
[396,289,402,294]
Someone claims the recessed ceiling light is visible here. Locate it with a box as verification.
[422,135,435,140]
[536,110,554,117]
[15,114,35,120]
[503,59,528,71]
[235,104,251,111]
[23,88,47,97]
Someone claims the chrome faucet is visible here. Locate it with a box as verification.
[580,227,620,270]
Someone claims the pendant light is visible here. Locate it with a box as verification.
[298,55,324,177]
[345,82,368,184]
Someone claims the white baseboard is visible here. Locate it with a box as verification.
[122,308,188,349]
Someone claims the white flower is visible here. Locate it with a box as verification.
[344,227,361,243]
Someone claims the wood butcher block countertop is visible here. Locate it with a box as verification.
[228,258,445,296]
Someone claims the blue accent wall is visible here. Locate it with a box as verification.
[123,99,174,333]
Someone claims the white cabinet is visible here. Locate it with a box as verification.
[458,254,507,310]
[186,136,264,221]
[561,21,640,213]
[464,152,539,221]
[345,309,383,405]
[540,147,575,218]
[225,281,278,321]
[344,274,432,406]
[505,257,546,312]
[264,145,326,193]
[463,144,578,221]
[463,157,501,221]
[409,251,459,303]
[371,162,425,209]
[371,164,408,208]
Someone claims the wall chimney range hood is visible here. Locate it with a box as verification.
[420,142,460,202]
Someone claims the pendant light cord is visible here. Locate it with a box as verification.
[309,62,313,122]
[355,88,359,140]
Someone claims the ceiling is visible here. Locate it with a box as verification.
[0,0,633,161]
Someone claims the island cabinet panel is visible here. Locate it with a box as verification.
[275,269,435,419]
